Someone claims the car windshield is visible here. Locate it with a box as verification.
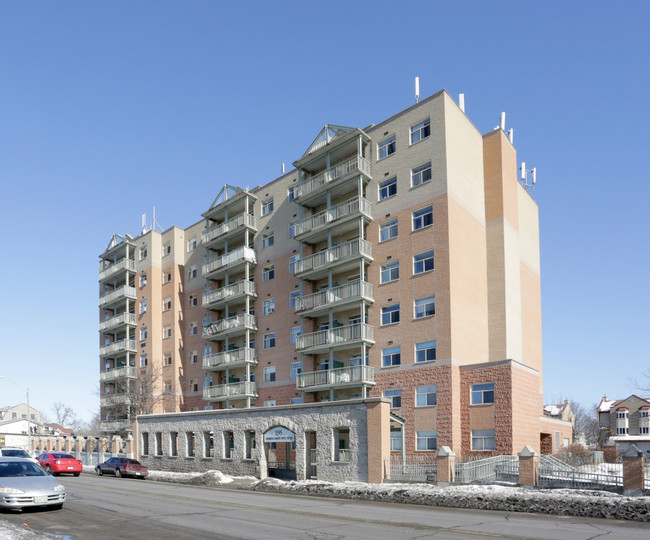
[52,453,74,459]
[2,449,31,458]
[0,462,47,477]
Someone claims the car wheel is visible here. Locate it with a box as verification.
[95,467,103,476]
[73,472,80,477]
[115,468,122,478]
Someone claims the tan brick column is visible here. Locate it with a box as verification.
[366,399,391,484]
[55,438,63,451]
[518,445,539,487]
[623,445,645,496]
[64,437,72,452]
[436,446,456,485]
[74,438,83,453]
[125,435,134,459]
[111,436,121,455]
[98,437,107,453]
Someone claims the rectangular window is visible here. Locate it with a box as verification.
[204,431,214,458]
[416,385,437,406]
[187,237,197,252]
[139,300,147,314]
[290,397,303,405]
[170,432,178,456]
[263,366,276,383]
[380,218,398,242]
[262,232,274,248]
[189,322,198,335]
[288,220,298,238]
[163,244,172,257]
[288,186,296,202]
[415,296,435,318]
[188,294,198,307]
[140,327,148,341]
[290,361,302,380]
[416,340,436,363]
[289,290,300,309]
[413,205,433,230]
[263,265,275,282]
[379,176,397,200]
[223,431,234,459]
[471,382,495,405]
[378,135,396,159]
[264,400,277,407]
[140,248,148,261]
[381,304,400,325]
[410,118,430,144]
[390,429,402,451]
[262,197,274,216]
[383,389,402,408]
[163,354,172,366]
[381,261,399,283]
[245,431,255,459]
[382,346,401,367]
[289,255,300,274]
[414,250,434,274]
[189,351,198,364]
[163,272,172,284]
[188,266,197,280]
[416,430,437,451]
[163,297,171,311]
[155,432,163,456]
[188,379,198,392]
[263,299,275,316]
[142,433,149,455]
[411,161,432,187]
[472,430,495,451]
[140,354,148,367]
[290,326,300,344]
[263,333,276,349]
[139,273,147,287]
[163,326,172,339]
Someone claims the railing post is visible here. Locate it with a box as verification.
[518,445,539,487]
[436,446,455,485]
[622,444,645,496]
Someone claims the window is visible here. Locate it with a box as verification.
[187,237,197,252]
[416,340,436,363]
[204,376,212,388]
[139,273,147,287]
[381,261,399,283]
[380,218,398,242]
[163,272,172,284]
[289,290,300,309]
[472,430,495,451]
[390,429,402,451]
[411,161,432,187]
[288,220,298,238]
[263,333,276,349]
[415,296,435,318]
[381,304,400,325]
[263,299,275,316]
[290,397,303,405]
[379,176,397,200]
[188,266,197,280]
[414,250,434,274]
[263,265,275,282]
[263,366,276,382]
[188,322,198,336]
[223,431,234,459]
[139,248,148,261]
[290,362,302,380]
[290,326,300,344]
[416,430,437,451]
[471,382,495,405]
[140,327,148,341]
[189,351,198,364]
[163,297,171,311]
[378,135,396,159]
[416,385,437,406]
[383,389,402,408]
[163,244,171,257]
[262,232,274,248]
[413,205,433,230]
[188,379,198,392]
[139,300,147,314]
[289,255,300,274]
[163,354,172,366]
[139,354,148,367]
[163,326,172,339]
[288,186,296,202]
[262,197,274,216]
[382,346,401,367]
[188,294,197,307]
[410,118,430,144]
[264,400,276,407]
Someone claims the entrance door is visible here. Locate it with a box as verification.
[264,427,296,480]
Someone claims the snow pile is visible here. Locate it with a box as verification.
[147,468,237,486]
[0,520,48,539]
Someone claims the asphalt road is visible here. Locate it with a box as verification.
[1,474,648,539]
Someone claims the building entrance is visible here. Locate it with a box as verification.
[264,427,296,480]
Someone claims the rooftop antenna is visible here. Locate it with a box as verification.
[500,112,506,131]
[281,163,285,174]
[520,161,537,191]
[508,128,514,144]
[415,76,420,103]
[151,206,164,232]
[141,213,148,235]
[459,93,465,113]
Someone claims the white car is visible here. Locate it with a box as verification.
[0,457,66,510]
[0,447,39,465]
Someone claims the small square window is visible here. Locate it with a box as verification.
[414,296,435,318]
[188,322,198,336]
[139,300,147,314]
[410,118,430,144]
[390,429,403,451]
[263,333,276,349]
[263,299,275,316]
[379,177,397,200]
[163,326,172,339]
[140,354,148,367]
[263,366,276,383]
[380,218,398,242]
[139,248,148,261]
[262,198,274,216]
[263,265,275,282]
[382,346,401,367]
[139,274,147,287]
[378,135,396,160]
[189,351,198,364]
[413,205,433,230]
[416,430,437,451]
[416,340,436,363]
[383,389,402,408]
[381,261,399,283]
[290,361,302,379]
[264,400,277,407]
[188,266,197,280]
[472,429,495,451]
[416,385,437,406]
[262,232,274,249]
[411,161,432,187]
[414,250,434,274]
[187,237,197,252]
[188,294,198,307]
[163,297,172,312]
[471,383,495,405]
[381,304,400,325]
[163,272,172,284]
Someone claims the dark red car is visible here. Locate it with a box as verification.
[95,457,148,479]
[37,452,83,476]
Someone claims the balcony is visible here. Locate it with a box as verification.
[202,247,256,281]
[203,381,257,402]
[202,213,258,249]
[294,196,372,243]
[99,312,136,332]
[202,314,257,340]
[294,155,371,206]
[203,347,257,371]
[202,280,256,310]
[99,258,136,282]
[99,286,137,308]
[100,394,132,407]
[99,339,137,357]
[296,365,376,391]
[295,281,373,317]
[99,366,138,382]
[295,239,373,280]
[295,323,374,354]
[100,420,132,433]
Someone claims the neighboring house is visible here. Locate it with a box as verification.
[0,404,46,451]
[542,400,575,450]
[0,403,45,426]
[44,423,75,437]
[597,394,650,454]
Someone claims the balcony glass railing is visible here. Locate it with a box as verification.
[295,323,374,351]
[296,365,375,389]
[202,280,256,307]
[202,213,257,245]
[100,420,131,432]
[202,314,256,338]
[99,366,137,382]
[202,347,257,370]
[99,258,136,281]
[295,281,373,313]
[203,381,257,400]
[99,339,137,356]
[295,196,371,237]
[99,286,137,307]
[295,155,371,200]
[202,247,256,277]
[295,239,372,275]
[99,313,136,332]
[100,394,132,407]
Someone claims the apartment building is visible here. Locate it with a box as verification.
[99,89,564,458]
[598,395,650,454]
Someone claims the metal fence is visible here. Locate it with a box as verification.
[455,455,518,484]
[388,456,437,482]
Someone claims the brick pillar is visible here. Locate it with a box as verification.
[55,438,63,451]
[518,445,539,487]
[64,437,72,452]
[74,438,83,453]
[98,437,107,453]
[112,436,121,456]
[366,398,391,484]
[623,445,645,496]
[436,446,456,485]
[125,435,134,459]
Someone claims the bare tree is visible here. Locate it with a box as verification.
[50,402,77,428]
[570,401,602,447]
[631,369,650,394]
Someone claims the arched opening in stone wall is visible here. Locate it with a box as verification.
[264,426,296,480]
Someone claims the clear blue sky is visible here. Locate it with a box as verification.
[0,1,648,423]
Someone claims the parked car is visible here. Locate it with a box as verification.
[37,453,82,476]
[0,457,66,510]
[95,457,148,479]
[0,447,39,465]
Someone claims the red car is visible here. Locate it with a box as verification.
[37,452,83,476]
[95,457,148,479]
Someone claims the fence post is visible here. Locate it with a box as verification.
[518,445,539,487]
[125,434,134,459]
[436,446,455,486]
[622,445,645,496]
[64,437,72,453]
[111,436,121,457]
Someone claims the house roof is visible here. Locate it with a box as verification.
[597,394,650,412]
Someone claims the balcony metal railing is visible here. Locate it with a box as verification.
[295,281,373,314]
[202,280,256,307]
[203,381,257,401]
[100,394,132,407]
[99,286,137,307]
[202,347,257,370]
[295,323,374,351]
[99,258,136,281]
[99,312,136,332]
[99,366,138,382]
[202,246,256,277]
[295,196,371,237]
[99,339,137,357]
[295,155,371,200]
[295,239,372,275]
[202,314,256,339]
[296,365,375,390]
[202,213,257,245]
